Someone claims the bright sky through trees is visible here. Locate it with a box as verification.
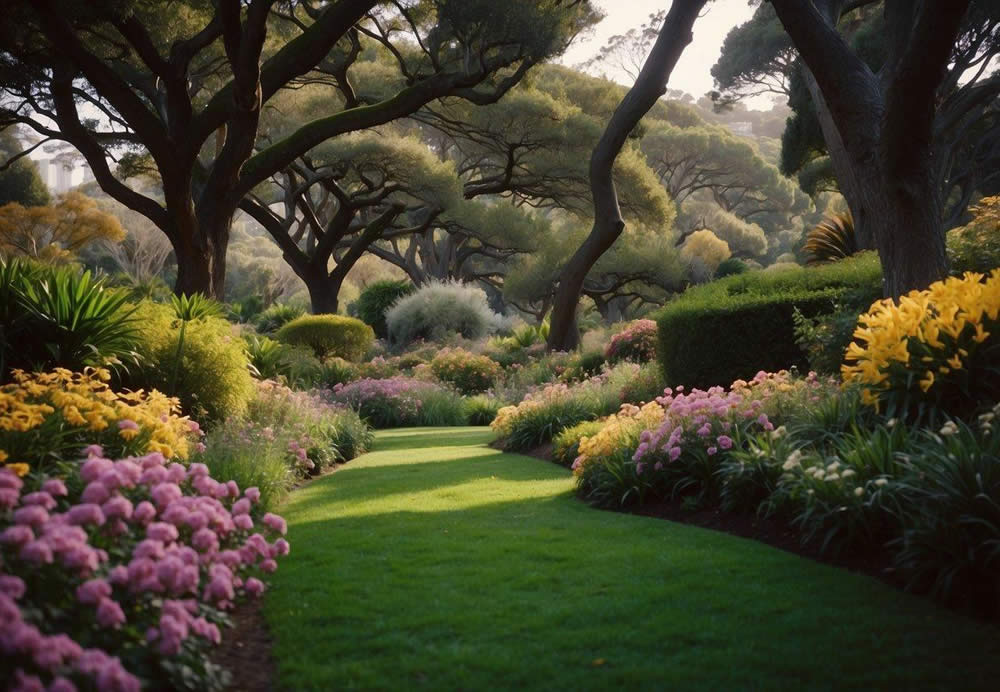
[562,0,764,105]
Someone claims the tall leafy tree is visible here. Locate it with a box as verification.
[0,0,598,298]
[547,0,709,351]
[0,129,50,207]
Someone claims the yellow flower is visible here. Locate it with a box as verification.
[4,462,30,477]
[0,450,6,464]
[919,371,935,392]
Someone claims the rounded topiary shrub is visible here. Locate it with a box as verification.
[385,280,505,345]
[356,279,415,339]
[430,348,503,395]
[276,313,375,361]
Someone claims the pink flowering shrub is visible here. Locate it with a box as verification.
[329,377,462,428]
[573,370,836,508]
[0,447,289,691]
[604,320,658,364]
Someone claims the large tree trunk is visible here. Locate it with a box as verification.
[546,0,707,351]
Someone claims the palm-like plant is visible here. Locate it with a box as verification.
[0,257,138,379]
[168,293,223,394]
[803,212,858,265]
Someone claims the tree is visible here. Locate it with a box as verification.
[716,1,1000,293]
[0,191,124,262]
[0,0,598,298]
[547,0,708,351]
[0,129,49,207]
[767,0,987,296]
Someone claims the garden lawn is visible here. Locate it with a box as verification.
[265,427,1000,691]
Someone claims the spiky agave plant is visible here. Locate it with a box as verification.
[803,212,858,265]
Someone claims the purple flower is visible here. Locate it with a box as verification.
[717,435,733,450]
[66,504,106,526]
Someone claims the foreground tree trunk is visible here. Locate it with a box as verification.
[770,0,967,297]
[547,0,708,351]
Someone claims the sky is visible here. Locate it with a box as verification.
[561,0,763,105]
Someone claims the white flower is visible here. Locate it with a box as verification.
[874,478,889,487]
[854,487,864,497]
[826,461,841,473]
[939,421,959,437]
[771,425,787,440]
[826,472,840,482]
[886,418,898,428]
[782,450,803,470]
[806,489,815,496]
[841,469,856,478]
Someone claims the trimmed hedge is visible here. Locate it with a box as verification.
[276,314,375,361]
[655,253,882,389]
[355,279,415,339]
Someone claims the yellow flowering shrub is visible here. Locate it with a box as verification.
[842,270,1000,418]
[573,401,665,475]
[0,368,196,475]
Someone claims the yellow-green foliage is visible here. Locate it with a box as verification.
[429,348,502,395]
[129,301,255,423]
[276,314,374,361]
[947,195,1000,274]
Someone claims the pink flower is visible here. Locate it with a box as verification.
[231,498,251,516]
[117,419,139,432]
[707,446,718,456]
[82,444,103,458]
[76,578,112,605]
[244,487,261,504]
[233,514,253,531]
[259,559,278,573]
[42,478,68,497]
[20,539,54,565]
[14,505,49,527]
[146,522,179,543]
[20,491,56,510]
[244,577,265,597]
[669,447,682,462]
[133,501,156,524]
[262,513,287,536]
[717,435,734,450]
[80,457,113,484]
[102,496,133,520]
[0,575,26,598]
[271,538,290,557]
[0,487,20,509]
[96,598,126,628]
[1,525,34,547]
[47,678,77,692]
[696,424,711,438]
[66,504,106,526]
[191,528,219,553]
[151,482,182,508]
[81,481,110,505]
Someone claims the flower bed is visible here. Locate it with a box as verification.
[328,377,466,428]
[0,448,288,690]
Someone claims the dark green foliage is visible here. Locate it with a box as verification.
[803,213,858,265]
[254,304,305,334]
[655,254,882,388]
[0,131,50,207]
[792,302,871,375]
[463,395,503,426]
[276,314,375,361]
[0,257,138,379]
[355,279,415,339]
[714,258,750,279]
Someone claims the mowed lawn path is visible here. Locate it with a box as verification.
[265,427,1000,691]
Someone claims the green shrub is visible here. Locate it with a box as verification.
[655,253,882,389]
[385,280,505,345]
[0,257,139,379]
[553,420,605,467]
[430,348,502,394]
[464,394,504,426]
[714,258,750,279]
[276,313,375,361]
[416,388,469,426]
[564,349,606,382]
[620,362,665,404]
[356,279,415,338]
[129,301,255,423]
[946,195,1000,274]
[255,303,305,334]
[314,357,360,388]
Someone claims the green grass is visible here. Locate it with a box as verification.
[265,427,1000,691]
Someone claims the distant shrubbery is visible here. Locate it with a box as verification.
[355,279,414,338]
[385,280,506,344]
[276,314,374,361]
